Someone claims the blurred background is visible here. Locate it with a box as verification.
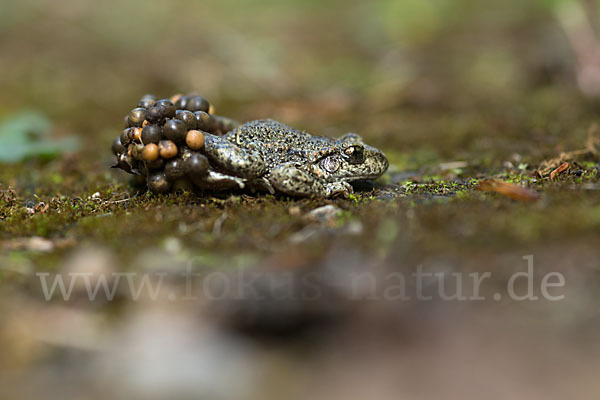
[3,0,600,399]
[1,0,596,157]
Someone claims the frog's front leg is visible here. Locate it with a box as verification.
[203,134,266,179]
[268,163,353,198]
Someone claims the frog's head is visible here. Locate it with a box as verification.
[314,133,389,182]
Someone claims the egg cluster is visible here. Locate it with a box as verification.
[111,94,237,193]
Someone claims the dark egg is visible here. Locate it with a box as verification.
[156,99,176,118]
[164,158,185,181]
[186,96,210,113]
[120,129,131,146]
[146,157,166,171]
[184,153,209,177]
[163,119,187,143]
[137,94,156,109]
[147,173,171,193]
[175,95,190,110]
[128,108,147,127]
[172,178,195,192]
[131,143,145,160]
[175,110,197,130]
[141,124,163,144]
[147,99,176,122]
[111,137,126,155]
[194,111,211,131]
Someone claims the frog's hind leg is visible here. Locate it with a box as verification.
[209,115,240,135]
[190,169,246,191]
[203,134,267,179]
[268,163,352,198]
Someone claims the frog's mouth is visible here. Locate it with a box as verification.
[316,145,389,182]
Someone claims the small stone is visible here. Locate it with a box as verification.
[304,205,341,225]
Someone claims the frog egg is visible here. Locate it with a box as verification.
[194,111,211,131]
[147,172,171,193]
[127,108,147,127]
[120,129,132,146]
[175,95,190,110]
[146,106,162,123]
[184,153,209,177]
[140,93,157,102]
[146,157,165,171]
[111,137,126,155]
[128,127,143,143]
[141,124,163,144]
[170,93,183,104]
[158,140,178,159]
[175,110,197,130]
[185,130,205,150]
[172,178,195,192]
[156,99,176,118]
[147,99,176,123]
[131,143,145,161]
[142,143,159,162]
[186,96,210,113]
[164,158,186,181]
[137,94,156,109]
[163,119,187,143]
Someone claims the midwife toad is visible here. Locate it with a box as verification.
[200,119,389,198]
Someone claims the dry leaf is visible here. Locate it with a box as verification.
[476,179,540,202]
[550,162,569,179]
[537,123,600,177]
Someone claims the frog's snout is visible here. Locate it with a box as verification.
[365,145,389,178]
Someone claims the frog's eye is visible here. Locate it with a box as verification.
[342,145,365,164]
[321,155,341,173]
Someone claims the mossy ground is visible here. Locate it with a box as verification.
[2,91,599,275]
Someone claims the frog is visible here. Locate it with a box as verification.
[197,119,388,198]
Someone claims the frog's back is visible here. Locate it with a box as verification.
[226,119,335,166]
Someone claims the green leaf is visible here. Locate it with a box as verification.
[0,111,80,163]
